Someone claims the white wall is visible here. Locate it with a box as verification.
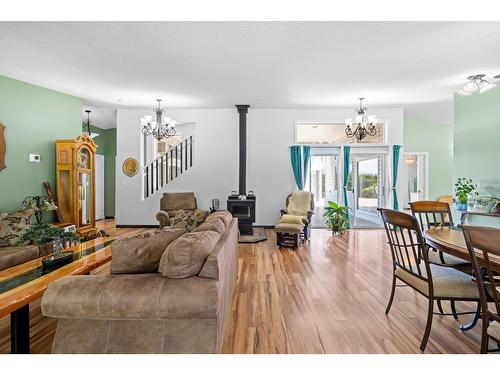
[116,109,238,225]
[116,107,404,226]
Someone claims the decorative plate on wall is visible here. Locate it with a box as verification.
[122,158,139,177]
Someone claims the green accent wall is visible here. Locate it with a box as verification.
[404,116,453,200]
[0,75,82,213]
[89,125,116,217]
[454,85,500,227]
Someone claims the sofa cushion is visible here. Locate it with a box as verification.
[0,245,40,271]
[192,219,226,235]
[159,230,221,278]
[0,209,33,248]
[110,229,187,274]
[171,209,209,232]
[42,274,218,320]
[205,210,232,227]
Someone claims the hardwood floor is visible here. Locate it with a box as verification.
[1,221,485,354]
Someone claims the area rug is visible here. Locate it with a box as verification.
[239,227,268,243]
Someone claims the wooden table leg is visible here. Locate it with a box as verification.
[10,304,30,354]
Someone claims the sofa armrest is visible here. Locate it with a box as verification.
[156,210,170,229]
[279,209,287,217]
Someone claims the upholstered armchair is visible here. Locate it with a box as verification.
[156,192,198,229]
[280,191,315,239]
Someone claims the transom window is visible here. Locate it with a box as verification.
[295,122,386,144]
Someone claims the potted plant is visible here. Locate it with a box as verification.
[17,223,79,255]
[323,201,349,234]
[454,177,478,211]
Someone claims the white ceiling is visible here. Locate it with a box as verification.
[1,21,500,126]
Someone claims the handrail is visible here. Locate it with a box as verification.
[143,134,194,199]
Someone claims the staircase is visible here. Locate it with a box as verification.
[143,135,194,199]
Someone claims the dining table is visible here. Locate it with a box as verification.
[423,226,500,332]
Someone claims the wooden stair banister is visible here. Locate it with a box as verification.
[142,134,194,199]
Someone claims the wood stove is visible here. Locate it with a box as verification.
[227,196,255,235]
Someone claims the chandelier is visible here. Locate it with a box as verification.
[141,99,176,140]
[457,74,497,96]
[82,110,99,138]
[345,97,378,141]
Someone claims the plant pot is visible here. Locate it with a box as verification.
[38,242,54,257]
[454,202,467,211]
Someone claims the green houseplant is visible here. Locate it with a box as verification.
[323,201,349,234]
[17,223,79,254]
[454,177,478,210]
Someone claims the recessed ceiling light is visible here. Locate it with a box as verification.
[117,99,125,103]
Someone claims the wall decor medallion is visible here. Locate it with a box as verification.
[0,123,6,171]
[122,158,139,177]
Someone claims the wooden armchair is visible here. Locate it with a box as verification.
[156,192,198,229]
[280,191,314,240]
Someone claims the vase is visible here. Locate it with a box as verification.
[454,202,467,211]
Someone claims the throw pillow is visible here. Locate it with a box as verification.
[205,210,232,227]
[171,209,209,231]
[110,229,187,274]
[192,218,226,235]
[279,214,305,225]
[159,230,221,278]
[0,209,33,248]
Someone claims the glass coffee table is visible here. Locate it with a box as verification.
[0,237,114,354]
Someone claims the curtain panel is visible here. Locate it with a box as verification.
[343,145,351,229]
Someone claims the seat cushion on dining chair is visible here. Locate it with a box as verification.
[395,264,480,299]
[427,250,470,266]
[487,321,500,340]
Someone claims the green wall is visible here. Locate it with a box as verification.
[454,85,500,226]
[404,116,453,200]
[0,75,82,213]
[90,125,116,217]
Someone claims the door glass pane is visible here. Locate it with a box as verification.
[348,155,385,228]
[309,154,338,228]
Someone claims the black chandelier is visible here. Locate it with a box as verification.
[82,110,99,138]
[345,97,378,141]
[141,99,176,141]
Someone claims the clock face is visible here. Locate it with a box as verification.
[123,158,139,177]
[77,148,90,169]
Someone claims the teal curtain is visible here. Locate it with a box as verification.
[392,145,401,210]
[343,146,351,229]
[290,145,303,190]
[302,146,311,189]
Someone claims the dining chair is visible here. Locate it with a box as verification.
[462,225,500,353]
[410,200,470,268]
[379,208,480,352]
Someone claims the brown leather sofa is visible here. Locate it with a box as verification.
[41,215,239,354]
[156,192,198,229]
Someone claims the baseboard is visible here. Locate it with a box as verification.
[254,225,274,229]
[105,216,115,219]
[115,224,158,228]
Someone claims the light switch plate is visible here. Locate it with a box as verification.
[29,154,41,163]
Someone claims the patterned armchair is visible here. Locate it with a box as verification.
[280,191,315,239]
[156,192,198,229]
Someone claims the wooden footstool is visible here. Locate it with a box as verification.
[274,223,304,249]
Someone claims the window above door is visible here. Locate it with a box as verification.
[295,122,386,145]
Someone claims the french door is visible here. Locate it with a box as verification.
[307,147,340,228]
[347,153,387,228]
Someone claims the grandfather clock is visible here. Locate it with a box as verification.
[55,135,97,237]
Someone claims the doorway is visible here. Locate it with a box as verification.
[401,153,428,209]
[308,147,340,228]
[347,153,386,228]
[95,154,105,220]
